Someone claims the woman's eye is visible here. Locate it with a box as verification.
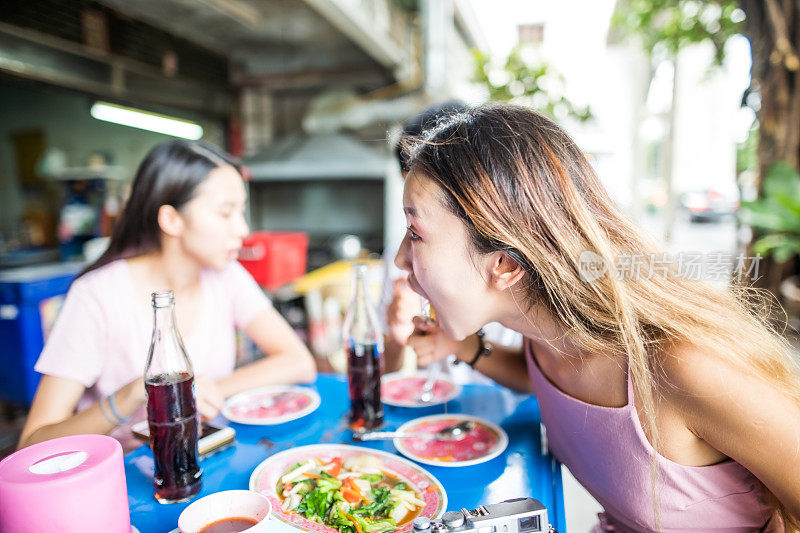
[406,227,421,241]
[220,206,245,218]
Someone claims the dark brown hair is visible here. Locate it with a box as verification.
[78,140,240,279]
[395,101,467,172]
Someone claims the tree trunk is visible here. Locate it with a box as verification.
[740,0,800,295]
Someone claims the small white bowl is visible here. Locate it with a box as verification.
[178,490,271,533]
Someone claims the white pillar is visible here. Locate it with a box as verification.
[422,0,453,97]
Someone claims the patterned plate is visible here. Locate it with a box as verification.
[393,414,508,467]
[249,444,447,533]
[222,385,320,425]
[381,371,461,407]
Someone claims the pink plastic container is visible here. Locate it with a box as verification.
[0,434,132,532]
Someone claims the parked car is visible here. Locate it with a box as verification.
[679,189,739,222]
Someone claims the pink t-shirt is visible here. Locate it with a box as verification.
[35,259,271,452]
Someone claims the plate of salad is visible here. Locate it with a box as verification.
[249,444,447,532]
[222,385,320,425]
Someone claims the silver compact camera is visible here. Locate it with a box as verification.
[413,497,554,533]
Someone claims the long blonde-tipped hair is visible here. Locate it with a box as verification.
[407,104,800,530]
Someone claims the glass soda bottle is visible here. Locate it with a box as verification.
[342,263,384,430]
[144,290,202,503]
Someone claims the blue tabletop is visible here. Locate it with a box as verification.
[125,373,565,532]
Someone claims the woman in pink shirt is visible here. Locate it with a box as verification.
[19,141,316,452]
[397,105,800,530]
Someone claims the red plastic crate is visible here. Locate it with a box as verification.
[238,231,309,291]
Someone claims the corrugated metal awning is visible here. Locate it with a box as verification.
[244,133,390,181]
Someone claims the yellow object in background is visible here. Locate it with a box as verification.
[292,259,384,374]
[290,259,380,295]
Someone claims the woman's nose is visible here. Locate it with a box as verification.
[394,232,412,272]
[235,212,249,238]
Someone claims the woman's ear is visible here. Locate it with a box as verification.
[489,252,525,291]
[157,205,184,238]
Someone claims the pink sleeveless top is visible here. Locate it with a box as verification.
[524,340,776,532]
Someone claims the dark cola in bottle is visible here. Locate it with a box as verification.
[144,290,201,503]
[342,263,384,430]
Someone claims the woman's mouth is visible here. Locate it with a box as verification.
[406,274,426,299]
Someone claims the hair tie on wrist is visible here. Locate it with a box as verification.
[99,395,119,425]
[108,390,131,424]
[99,391,130,426]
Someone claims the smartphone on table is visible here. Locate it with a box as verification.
[131,420,236,458]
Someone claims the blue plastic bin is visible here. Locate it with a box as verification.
[0,262,83,405]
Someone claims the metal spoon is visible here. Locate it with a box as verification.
[353,420,475,442]
[416,365,440,403]
[416,301,440,404]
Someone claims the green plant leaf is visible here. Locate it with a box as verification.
[773,192,800,218]
[741,161,800,234]
[612,0,743,64]
[471,46,591,122]
[752,234,800,263]
[739,200,800,232]
[763,161,800,200]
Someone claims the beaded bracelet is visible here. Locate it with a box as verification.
[466,328,493,368]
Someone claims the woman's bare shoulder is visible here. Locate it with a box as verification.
[657,342,783,412]
[659,342,800,460]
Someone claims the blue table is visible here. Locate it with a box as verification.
[125,374,565,532]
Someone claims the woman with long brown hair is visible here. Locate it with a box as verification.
[19,140,316,452]
[397,104,800,531]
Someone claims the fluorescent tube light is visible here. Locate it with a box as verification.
[90,102,203,140]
